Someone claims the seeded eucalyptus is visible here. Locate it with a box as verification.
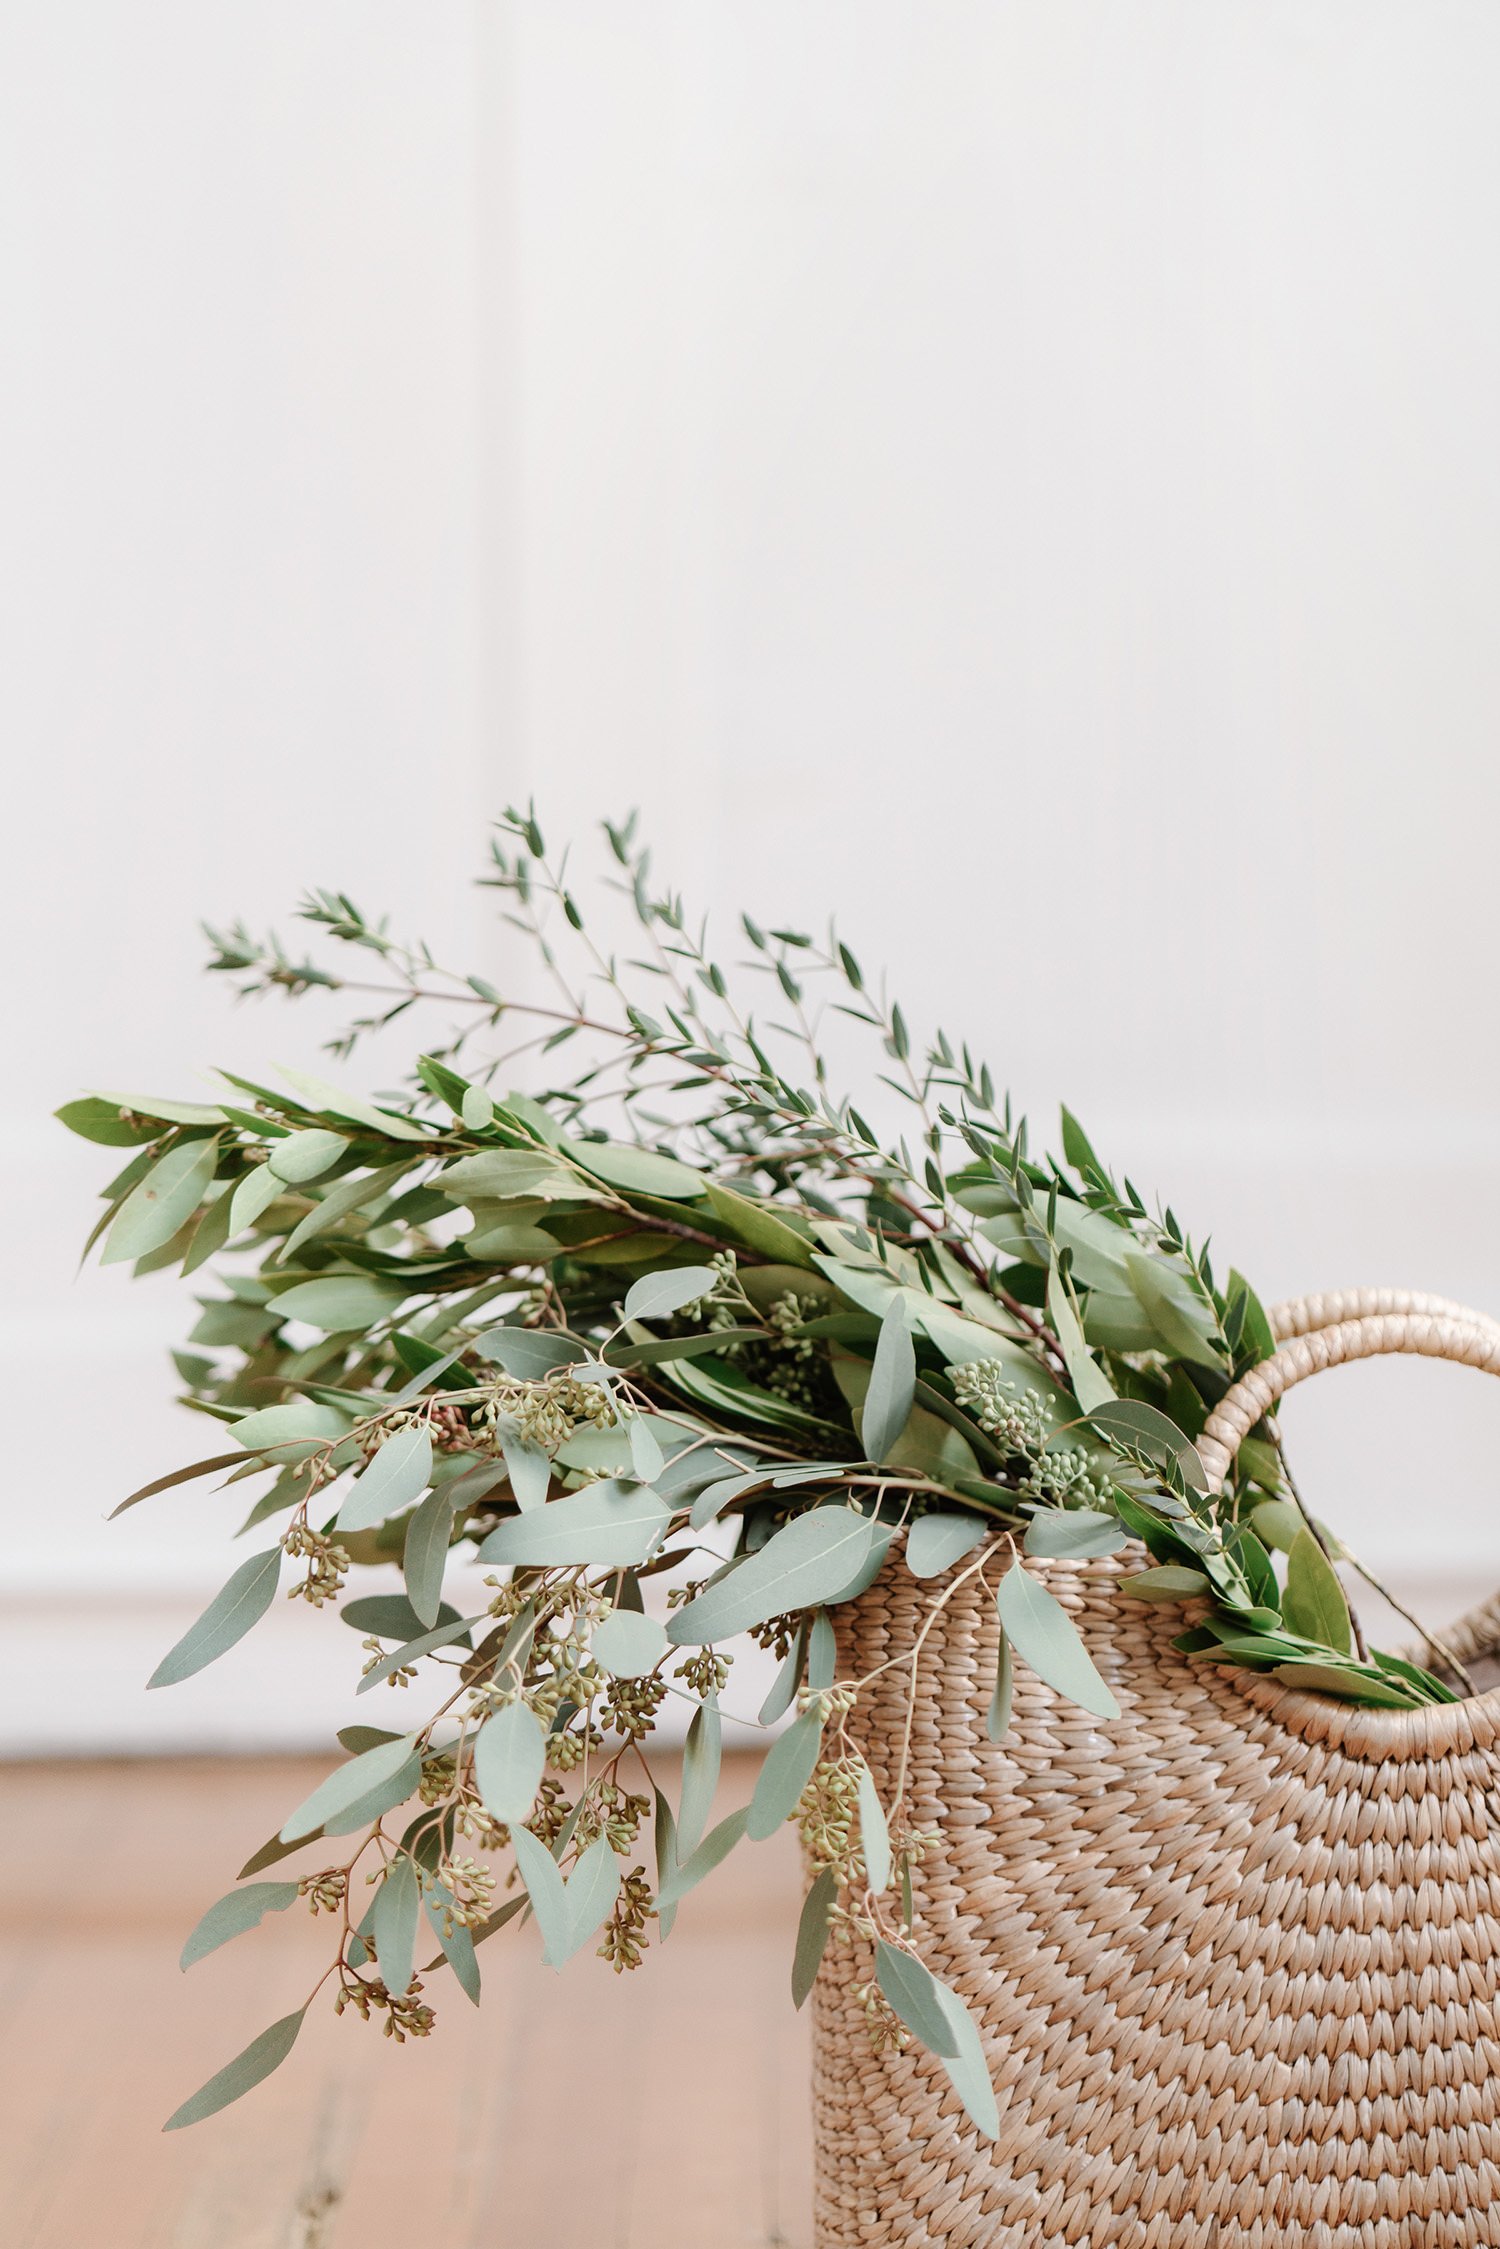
[63,810,1453,2138]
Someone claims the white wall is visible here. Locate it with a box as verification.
[7,2,1500,1750]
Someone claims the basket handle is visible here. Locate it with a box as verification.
[1269,1287,1500,1343]
[1197,1309,1500,1495]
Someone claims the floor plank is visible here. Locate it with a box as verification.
[0,1755,811,2248]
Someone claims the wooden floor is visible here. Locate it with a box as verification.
[0,1755,812,2249]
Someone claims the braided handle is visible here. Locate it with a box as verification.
[1198,1311,1500,1495]
[1269,1287,1500,1342]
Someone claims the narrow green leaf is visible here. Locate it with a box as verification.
[628,1415,666,1483]
[267,1128,348,1184]
[557,1836,621,1965]
[932,1980,1000,2139]
[473,1701,546,1824]
[678,1695,722,1859]
[1087,1399,1208,1494]
[103,1136,220,1266]
[180,1882,299,1969]
[747,1707,823,1841]
[356,1614,477,1694]
[424,1887,481,2003]
[509,1824,570,1960]
[622,1265,718,1322]
[791,1864,838,2008]
[860,1300,916,1465]
[703,1181,814,1267]
[342,1593,465,1642]
[274,1065,430,1142]
[906,1512,986,1579]
[403,1487,455,1629]
[807,1611,837,1689]
[110,1450,245,1521]
[874,1941,959,2056]
[280,1735,419,1843]
[668,1508,876,1646]
[478,1481,671,1569]
[475,1329,584,1379]
[856,1763,891,1892]
[56,1096,158,1146]
[1045,1268,1116,1413]
[1281,1527,1353,1655]
[321,1750,421,1836]
[995,1564,1120,1720]
[1022,1507,1127,1560]
[232,1400,350,1463]
[371,1856,421,1996]
[1121,1565,1211,1603]
[758,1631,806,1725]
[658,1806,749,1908]
[460,1085,495,1131]
[148,1549,281,1688]
[228,1164,286,1237]
[278,1161,413,1261]
[163,2008,306,2130]
[592,1607,668,1679]
[568,1139,706,1200]
[272,1275,405,1333]
[986,1624,1013,1740]
[497,1432,552,1512]
[336,1424,433,1534]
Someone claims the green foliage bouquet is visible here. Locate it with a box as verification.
[64,812,1459,2138]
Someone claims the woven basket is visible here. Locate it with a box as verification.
[810,1291,1500,2247]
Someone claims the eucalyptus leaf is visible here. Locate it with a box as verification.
[163,2008,307,2130]
[1121,1565,1212,1603]
[102,1136,220,1267]
[148,1548,281,1688]
[473,1701,546,1824]
[747,1707,824,1841]
[874,1942,959,2056]
[479,1481,672,1569]
[403,1487,455,1629]
[657,1806,749,1909]
[568,1139,706,1200]
[424,1887,481,2003]
[906,1512,987,1579]
[792,1864,839,2008]
[475,1328,585,1379]
[506,1825,571,1964]
[179,1881,299,1970]
[668,1508,875,1646]
[704,1181,814,1266]
[678,1694,722,1858]
[859,1299,917,1465]
[592,1607,668,1679]
[995,1564,1121,1720]
[336,1424,433,1534]
[371,1856,421,1996]
[272,1275,405,1333]
[232,1400,350,1463]
[622,1266,718,1322]
[1022,1508,1127,1560]
[856,1763,891,1892]
[986,1625,1014,1740]
[356,1613,477,1693]
[267,1128,347,1184]
[1281,1528,1353,1656]
[275,1065,431,1143]
[280,1735,419,1843]
[1045,1268,1116,1413]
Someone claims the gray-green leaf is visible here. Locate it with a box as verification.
[403,1487,455,1628]
[874,1941,959,2056]
[271,1274,404,1332]
[479,1481,672,1568]
[1281,1527,1353,1655]
[995,1564,1120,1720]
[792,1865,838,2009]
[860,1300,916,1465]
[371,1856,421,1996]
[906,1511,987,1579]
[667,1508,876,1646]
[678,1695,722,1860]
[1023,1507,1127,1560]
[280,1735,419,1842]
[856,1763,891,1892]
[148,1548,281,1688]
[179,1881,299,1969]
[986,1625,1013,1741]
[163,2007,307,2130]
[266,1128,348,1184]
[336,1424,433,1534]
[103,1135,221,1266]
[622,1266,718,1322]
[747,1707,824,1841]
[473,1701,546,1823]
[592,1608,668,1679]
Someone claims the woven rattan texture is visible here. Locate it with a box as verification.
[811,1554,1500,2248]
